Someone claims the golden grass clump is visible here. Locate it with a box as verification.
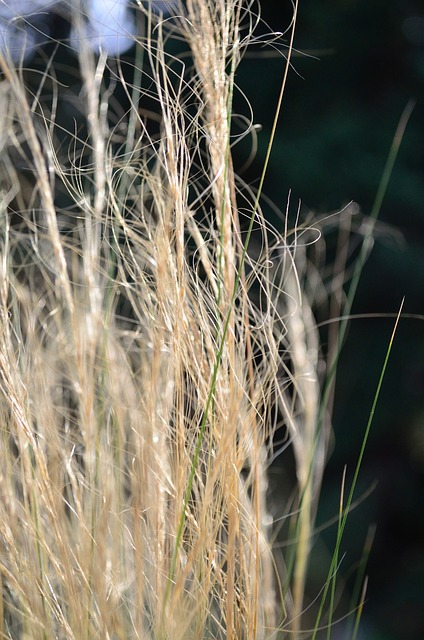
[0,1,339,638]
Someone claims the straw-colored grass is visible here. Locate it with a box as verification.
[0,2,357,638]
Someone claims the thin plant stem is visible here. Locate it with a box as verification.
[312,298,404,640]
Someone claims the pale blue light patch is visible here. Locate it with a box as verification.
[0,0,57,61]
[0,21,34,61]
[70,0,137,56]
[0,1,179,61]
[69,1,180,55]
[0,1,58,21]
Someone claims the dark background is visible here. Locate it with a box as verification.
[242,1,423,638]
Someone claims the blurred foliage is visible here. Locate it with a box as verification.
[237,1,424,638]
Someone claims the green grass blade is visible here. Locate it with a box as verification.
[312,298,404,640]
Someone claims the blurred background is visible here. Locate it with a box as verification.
[245,1,423,638]
[2,1,422,638]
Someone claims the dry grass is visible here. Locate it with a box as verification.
[0,2,353,638]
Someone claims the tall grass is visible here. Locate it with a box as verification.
[0,1,381,638]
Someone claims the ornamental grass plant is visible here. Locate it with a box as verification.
[0,1,396,638]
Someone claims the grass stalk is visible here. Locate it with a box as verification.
[312,299,404,639]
